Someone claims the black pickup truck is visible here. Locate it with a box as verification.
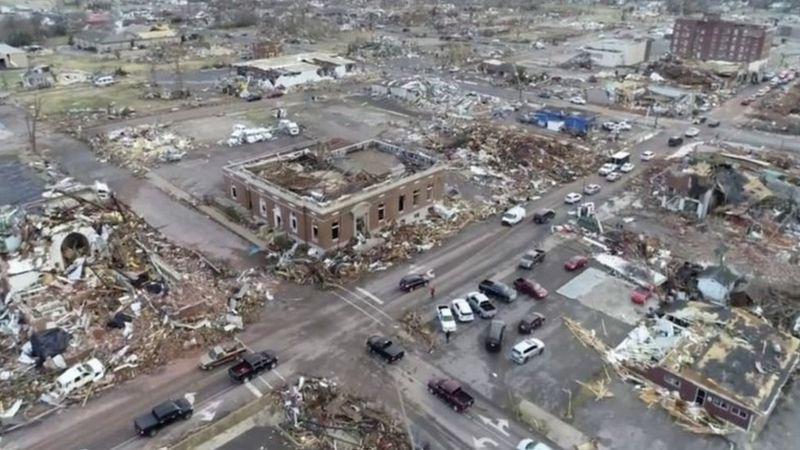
[228,351,278,383]
[428,378,475,413]
[134,398,193,437]
[366,336,405,363]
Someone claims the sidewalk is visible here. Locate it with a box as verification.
[145,172,268,250]
[517,399,604,450]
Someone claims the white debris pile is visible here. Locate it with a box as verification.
[0,183,270,427]
[90,124,196,173]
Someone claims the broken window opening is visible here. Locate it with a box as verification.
[378,203,385,221]
[426,184,433,200]
[290,213,298,233]
[331,222,340,240]
[230,185,238,199]
[412,189,420,206]
[398,194,405,213]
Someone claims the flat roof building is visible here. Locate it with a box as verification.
[671,15,773,63]
[583,38,651,67]
[223,140,445,252]
[233,52,357,90]
[611,302,799,435]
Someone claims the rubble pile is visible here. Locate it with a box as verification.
[643,59,720,89]
[274,199,493,285]
[279,376,410,450]
[1,184,267,424]
[373,78,507,118]
[438,122,601,190]
[89,124,196,173]
[748,81,800,135]
[639,387,731,435]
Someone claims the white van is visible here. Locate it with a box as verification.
[93,76,115,87]
[510,338,545,364]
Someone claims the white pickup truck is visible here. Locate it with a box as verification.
[501,205,526,226]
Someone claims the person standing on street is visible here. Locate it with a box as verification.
[429,286,435,299]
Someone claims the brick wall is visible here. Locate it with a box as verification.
[641,366,753,430]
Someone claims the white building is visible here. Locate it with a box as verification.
[233,52,356,90]
[584,39,650,67]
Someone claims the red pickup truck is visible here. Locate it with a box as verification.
[427,378,474,412]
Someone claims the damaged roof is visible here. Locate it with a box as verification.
[628,303,800,413]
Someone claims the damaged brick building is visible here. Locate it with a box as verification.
[611,302,800,434]
[223,140,445,252]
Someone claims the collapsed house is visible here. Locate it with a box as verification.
[233,52,356,90]
[610,302,800,435]
[223,140,445,252]
[1,181,266,424]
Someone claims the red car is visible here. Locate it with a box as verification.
[564,256,589,271]
[513,277,548,299]
[631,286,654,305]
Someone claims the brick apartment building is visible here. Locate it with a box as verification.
[223,140,445,252]
[671,14,773,63]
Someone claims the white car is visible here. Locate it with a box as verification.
[619,162,635,173]
[640,151,655,161]
[684,127,700,138]
[517,439,554,450]
[564,192,582,204]
[616,120,632,131]
[569,96,586,105]
[606,171,621,182]
[583,183,601,195]
[436,305,457,333]
[54,358,105,396]
[510,338,545,364]
[450,298,474,322]
[501,205,526,226]
[598,163,617,176]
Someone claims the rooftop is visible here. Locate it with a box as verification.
[233,52,355,73]
[225,140,440,211]
[0,43,24,54]
[611,302,800,413]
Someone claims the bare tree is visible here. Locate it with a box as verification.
[25,96,43,155]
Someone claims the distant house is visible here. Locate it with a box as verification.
[73,25,181,53]
[74,30,137,53]
[0,43,27,70]
[697,265,741,305]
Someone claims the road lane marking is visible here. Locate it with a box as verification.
[336,286,394,321]
[356,287,384,305]
[244,380,263,398]
[272,369,287,382]
[332,292,384,325]
[257,375,273,390]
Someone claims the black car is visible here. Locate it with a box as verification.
[707,119,721,128]
[667,136,684,147]
[518,313,546,334]
[366,336,405,363]
[485,320,506,352]
[478,279,517,303]
[532,209,556,224]
[134,398,193,437]
[244,93,263,102]
[399,274,428,292]
[538,91,551,99]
